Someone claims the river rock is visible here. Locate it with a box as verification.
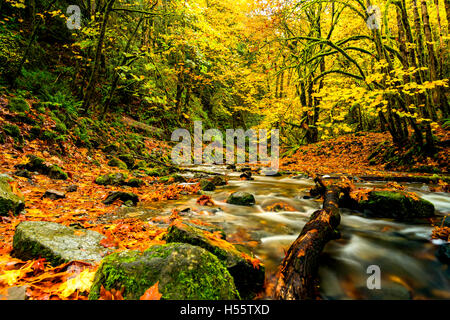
[88,243,240,300]
[211,175,227,186]
[102,191,139,206]
[436,243,450,264]
[12,221,111,266]
[0,175,25,216]
[227,191,255,206]
[199,179,216,191]
[359,191,434,220]
[95,173,127,186]
[165,222,265,298]
[42,189,65,200]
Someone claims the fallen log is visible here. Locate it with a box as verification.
[275,178,342,300]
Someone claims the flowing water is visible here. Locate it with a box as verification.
[120,165,450,299]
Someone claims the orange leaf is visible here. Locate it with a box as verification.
[140,281,162,300]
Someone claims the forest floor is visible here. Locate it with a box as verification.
[0,104,449,299]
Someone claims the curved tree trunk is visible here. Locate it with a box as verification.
[275,178,343,300]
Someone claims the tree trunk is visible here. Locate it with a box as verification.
[81,0,116,114]
[275,178,343,300]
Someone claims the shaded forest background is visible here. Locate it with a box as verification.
[0,0,449,169]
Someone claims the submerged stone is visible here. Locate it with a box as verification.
[89,243,240,300]
[227,191,255,206]
[359,191,434,220]
[199,179,216,191]
[166,223,265,299]
[12,221,111,266]
[0,176,25,216]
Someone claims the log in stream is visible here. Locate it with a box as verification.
[275,177,344,300]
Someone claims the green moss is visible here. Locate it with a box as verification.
[118,154,135,168]
[199,179,216,191]
[108,158,128,170]
[48,165,68,180]
[89,243,240,300]
[126,178,144,188]
[95,173,127,186]
[0,176,25,216]
[41,130,57,141]
[360,191,435,220]
[3,124,22,142]
[8,97,29,112]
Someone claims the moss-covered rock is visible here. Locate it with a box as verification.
[165,223,264,299]
[211,175,227,186]
[48,165,68,180]
[95,173,127,186]
[144,167,167,177]
[359,191,435,220]
[89,243,240,300]
[3,124,21,139]
[199,179,216,191]
[102,191,139,206]
[118,154,135,169]
[8,97,30,112]
[126,178,144,188]
[108,158,128,170]
[12,221,111,266]
[102,143,119,154]
[227,192,255,206]
[0,176,25,216]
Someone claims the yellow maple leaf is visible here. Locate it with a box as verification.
[58,269,96,298]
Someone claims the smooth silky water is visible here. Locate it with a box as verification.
[118,165,450,299]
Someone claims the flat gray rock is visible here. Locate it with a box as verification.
[13,221,111,266]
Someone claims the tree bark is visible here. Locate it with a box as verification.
[275,178,342,300]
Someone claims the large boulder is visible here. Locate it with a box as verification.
[89,243,240,300]
[102,191,139,206]
[0,175,25,216]
[359,191,434,220]
[12,221,111,266]
[165,223,265,298]
[199,179,216,191]
[227,191,255,206]
[14,155,68,180]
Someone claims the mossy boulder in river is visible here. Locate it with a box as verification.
[0,175,25,216]
[358,191,434,220]
[199,179,216,191]
[12,221,111,266]
[227,191,255,206]
[165,223,265,298]
[89,243,240,300]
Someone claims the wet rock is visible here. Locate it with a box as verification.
[14,155,68,180]
[356,282,412,300]
[89,243,240,300]
[436,243,450,264]
[126,178,144,188]
[260,168,281,176]
[14,169,32,179]
[239,166,252,172]
[107,157,128,170]
[199,179,216,191]
[95,173,127,186]
[193,172,210,179]
[117,154,135,169]
[0,175,25,216]
[12,221,111,266]
[66,184,78,193]
[211,175,227,186]
[359,191,435,220]
[226,164,236,170]
[170,174,187,183]
[42,189,66,200]
[227,191,255,206]
[166,223,264,299]
[102,191,139,206]
[240,171,253,180]
[48,165,68,180]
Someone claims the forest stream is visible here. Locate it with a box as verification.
[113,165,450,300]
